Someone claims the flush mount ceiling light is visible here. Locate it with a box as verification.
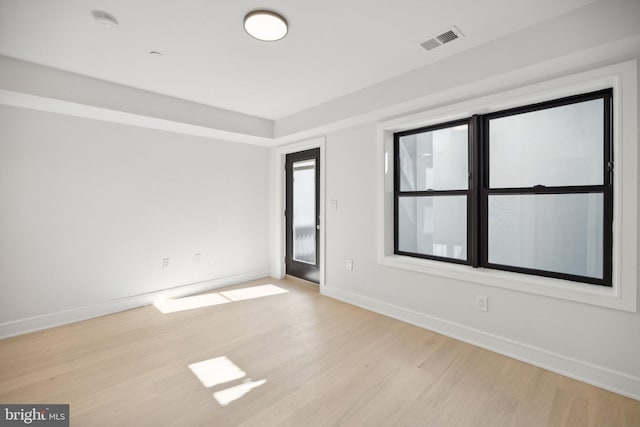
[243,10,288,41]
[92,10,119,30]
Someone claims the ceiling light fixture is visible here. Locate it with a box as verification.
[92,11,119,30]
[243,10,288,42]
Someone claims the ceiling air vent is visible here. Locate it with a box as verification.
[420,26,464,51]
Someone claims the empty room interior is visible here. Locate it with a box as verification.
[2,0,640,425]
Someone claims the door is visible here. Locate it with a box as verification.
[285,148,320,283]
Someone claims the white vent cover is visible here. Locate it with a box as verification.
[420,26,464,51]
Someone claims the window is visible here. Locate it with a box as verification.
[394,89,613,286]
[395,120,471,264]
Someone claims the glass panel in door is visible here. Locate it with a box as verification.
[293,159,316,264]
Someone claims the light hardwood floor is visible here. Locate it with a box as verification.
[1,277,638,426]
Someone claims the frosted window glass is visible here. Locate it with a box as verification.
[399,125,468,191]
[488,194,603,279]
[398,196,467,260]
[293,160,316,264]
[489,99,604,188]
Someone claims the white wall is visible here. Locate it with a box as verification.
[0,106,270,330]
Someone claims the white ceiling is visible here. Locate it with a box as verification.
[0,0,597,120]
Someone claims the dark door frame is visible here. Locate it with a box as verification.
[285,148,320,283]
[276,140,324,285]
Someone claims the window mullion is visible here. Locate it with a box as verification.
[486,185,607,195]
[470,115,481,268]
[398,189,468,197]
[480,114,490,268]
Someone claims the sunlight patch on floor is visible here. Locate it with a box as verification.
[154,293,231,313]
[213,379,267,406]
[188,355,267,407]
[220,284,288,302]
[189,356,246,388]
[154,284,288,313]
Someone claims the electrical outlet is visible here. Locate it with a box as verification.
[162,258,170,269]
[475,295,488,312]
[345,259,353,271]
[194,253,201,263]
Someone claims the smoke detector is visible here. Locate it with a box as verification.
[92,11,119,30]
[420,26,464,51]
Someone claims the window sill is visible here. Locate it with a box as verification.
[379,254,633,311]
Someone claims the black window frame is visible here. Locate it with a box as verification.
[393,89,613,287]
[393,118,473,266]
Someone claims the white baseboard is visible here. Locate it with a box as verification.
[0,270,269,339]
[321,285,640,401]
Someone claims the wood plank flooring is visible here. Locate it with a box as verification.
[1,277,638,426]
